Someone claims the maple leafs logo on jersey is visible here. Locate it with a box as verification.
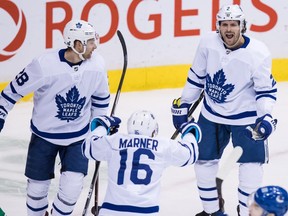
[205,69,234,103]
[55,86,86,122]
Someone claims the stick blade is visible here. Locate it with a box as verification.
[216,146,243,180]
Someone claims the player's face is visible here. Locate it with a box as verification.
[219,20,242,48]
[82,39,97,59]
[248,202,275,216]
[249,202,265,216]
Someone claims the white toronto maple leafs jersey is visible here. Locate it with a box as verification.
[181,32,277,125]
[82,129,198,216]
[0,49,110,145]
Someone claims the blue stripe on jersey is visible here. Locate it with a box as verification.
[92,94,110,100]
[52,203,72,215]
[191,142,196,164]
[10,82,24,97]
[92,103,109,108]
[255,88,277,101]
[10,82,17,94]
[197,186,218,201]
[256,94,276,101]
[30,121,89,139]
[203,98,257,119]
[1,91,17,104]
[82,140,97,160]
[187,77,204,89]
[0,105,8,114]
[190,68,206,80]
[238,188,250,196]
[256,88,277,95]
[200,196,218,201]
[26,203,48,212]
[239,200,247,207]
[178,141,196,166]
[101,202,159,214]
[198,186,217,191]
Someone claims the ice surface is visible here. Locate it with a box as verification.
[1,83,287,215]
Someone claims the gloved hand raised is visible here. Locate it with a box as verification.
[171,97,190,130]
[246,114,277,141]
[180,119,202,143]
[90,115,121,135]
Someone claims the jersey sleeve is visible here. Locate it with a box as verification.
[251,44,277,117]
[166,135,198,167]
[82,126,112,161]
[90,55,110,118]
[0,58,45,120]
[181,35,208,105]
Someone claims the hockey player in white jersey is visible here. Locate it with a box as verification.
[0,19,110,215]
[248,185,288,216]
[82,110,201,216]
[171,4,277,216]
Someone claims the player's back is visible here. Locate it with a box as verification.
[98,133,192,215]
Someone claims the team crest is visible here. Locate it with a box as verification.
[75,22,82,28]
[55,86,86,122]
[205,69,234,103]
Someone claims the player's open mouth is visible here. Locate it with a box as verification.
[225,33,234,39]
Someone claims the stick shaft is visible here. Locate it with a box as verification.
[82,30,128,216]
[171,91,204,140]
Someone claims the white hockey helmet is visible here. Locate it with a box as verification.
[63,19,99,58]
[216,4,247,33]
[127,110,159,137]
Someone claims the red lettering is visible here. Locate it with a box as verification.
[127,0,161,40]
[44,1,279,47]
[174,0,200,36]
[81,0,119,43]
[250,0,277,32]
[46,1,72,48]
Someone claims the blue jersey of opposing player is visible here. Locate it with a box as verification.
[82,110,201,216]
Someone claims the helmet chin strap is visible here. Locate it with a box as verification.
[71,45,87,60]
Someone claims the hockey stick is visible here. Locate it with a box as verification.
[171,90,204,139]
[216,146,243,211]
[82,30,128,216]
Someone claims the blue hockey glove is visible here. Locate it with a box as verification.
[246,114,277,141]
[171,97,190,130]
[90,115,121,135]
[180,119,202,143]
[0,118,4,133]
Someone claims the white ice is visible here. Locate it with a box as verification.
[0,83,288,216]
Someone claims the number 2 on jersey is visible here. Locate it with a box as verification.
[117,148,155,185]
